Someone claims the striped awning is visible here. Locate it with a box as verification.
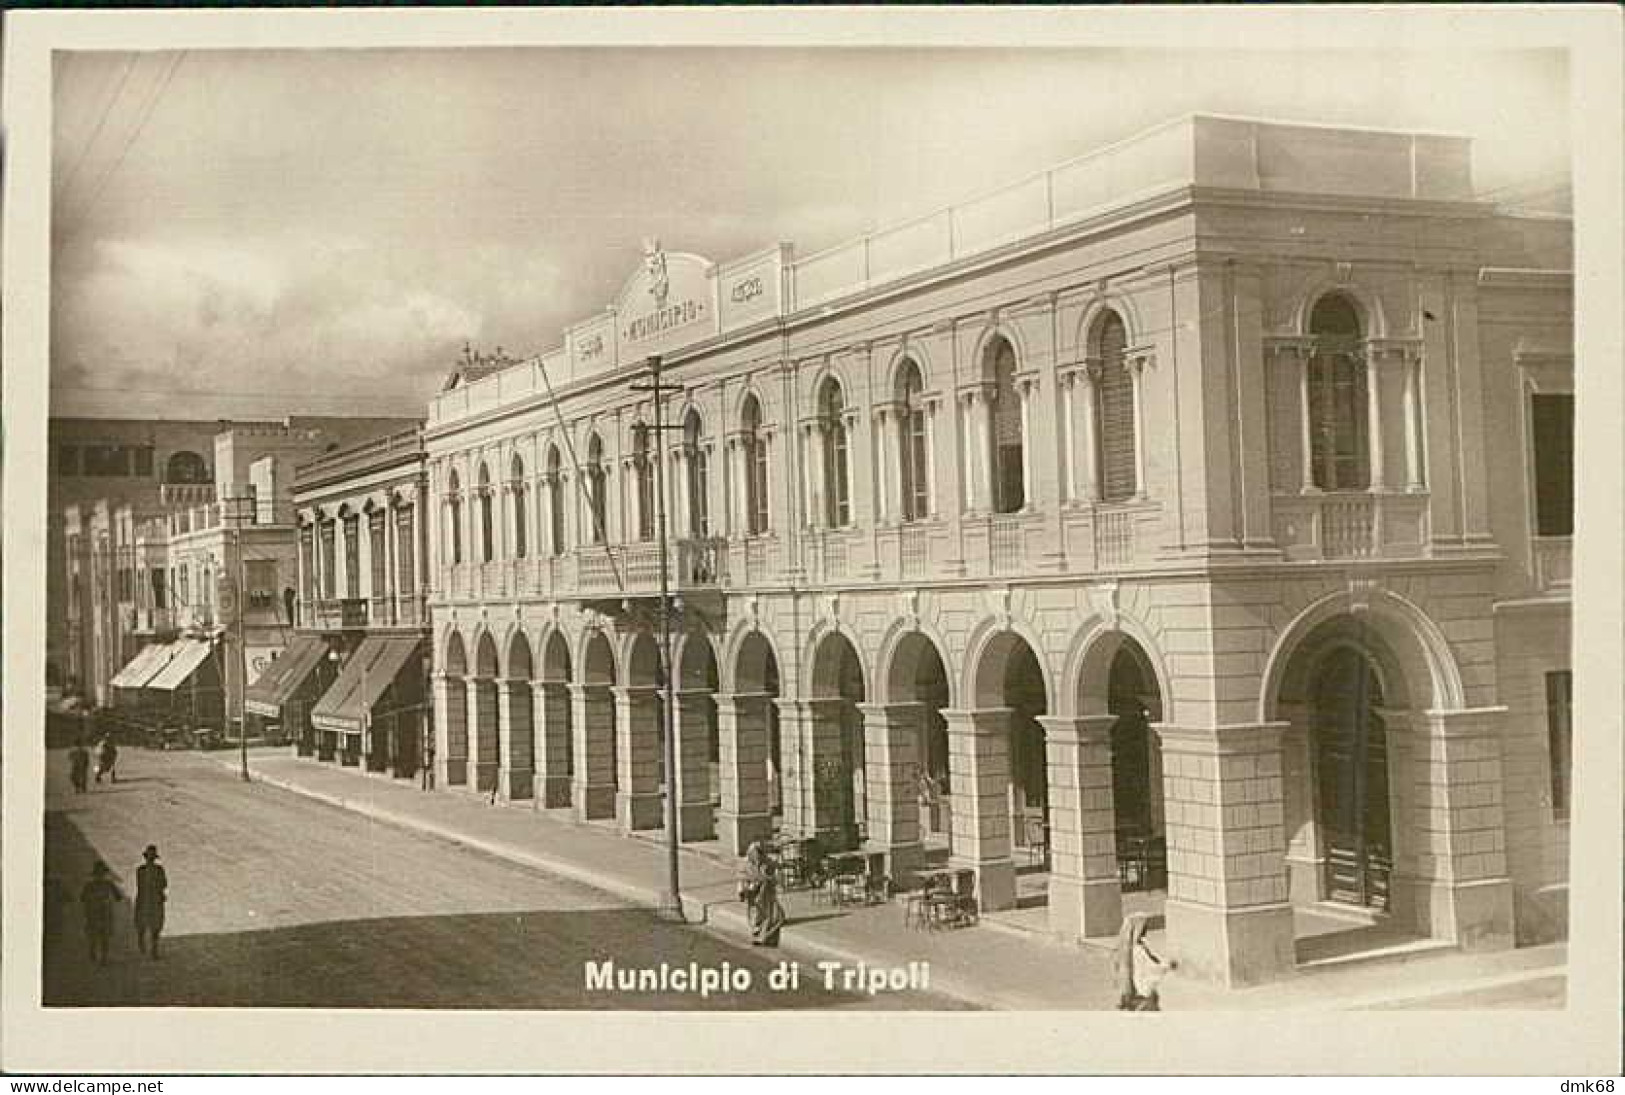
[145,639,215,692]
[244,635,328,718]
[310,636,421,734]
[109,643,174,690]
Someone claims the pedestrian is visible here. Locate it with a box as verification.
[69,739,91,793]
[737,839,786,948]
[79,860,124,967]
[94,734,118,784]
[1113,911,1176,1011]
[133,845,168,960]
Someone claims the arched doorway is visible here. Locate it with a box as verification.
[619,632,665,832]
[883,632,951,857]
[676,634,720,841]
[471,633,500,794]
[1310,646,1393,910]
[575,629,618,821]
[441,632,469,786]
[721,630,781,854]
[501,632,536,801]
[964,630,1051,913]
[535,629,574,808]
[809,631,866,851]
[1106,641,1167,892]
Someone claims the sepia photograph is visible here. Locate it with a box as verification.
[3,5,1620,1078]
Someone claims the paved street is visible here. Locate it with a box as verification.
[41,747,962,1009]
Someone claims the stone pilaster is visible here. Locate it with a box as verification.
[856,701,926,887]
[776,697,856,849]
[1037,714,1122,939]
[716,692,775,855]
[496,678,534,801]
[1390,707,1514,950]
[571,682,616,820]
[532,680,572,808]
[1276,706,1322,904]
[615,685,665,832]
[676,690,717,841]
[469,678,500,794]
[1157,722,1295,988]
[941,708,1017,912]
[433,674,468,787]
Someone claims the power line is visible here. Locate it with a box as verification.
[63,52,187,236]
[55,55,137,211]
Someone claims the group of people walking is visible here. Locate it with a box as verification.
[67,734,119,792]
[61,845,168,968]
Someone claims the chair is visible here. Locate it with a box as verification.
[1023,815,1050,867]
[951,867,979,925]
[1117,831,1148,891]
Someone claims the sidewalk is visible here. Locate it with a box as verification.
[222,748,1567,1011]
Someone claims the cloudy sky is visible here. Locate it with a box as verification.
[49,44,1570,420]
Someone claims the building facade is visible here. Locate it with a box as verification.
[410,115,1570,986]
[275,427,431,776]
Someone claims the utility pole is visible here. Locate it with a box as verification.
[631,354,686,923]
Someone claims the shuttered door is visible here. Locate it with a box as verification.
[1314,650,1392,910]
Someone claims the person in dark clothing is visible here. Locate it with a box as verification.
[94,735,118,784]
[134,845,168,959]
[738,840,786,947]
[80,861,123,967]
[69,740,91,793]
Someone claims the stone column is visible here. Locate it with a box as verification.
[873,407,892,522]
[923,399,940,517]
[1157,722,1295,987]
[675,689,717,841]
[1038,714,1122,939]
[959,392,980,512]
[1402,351,1425,492]
[1297,347,1318,492]
[615,684,665,831]
[412,483,426,599]
[857,702,926,887]
[941,708,1017,912]
[1363,348,1385,489]
[1060,372,1078,503]
[716,692,774,855]
[469,677,500,794]
[975,392,993,510]
[776,697,853,848]
[809,422,827,529]
[1390,707,1514,949]
[1128,354,1150,500]
[570,682,616,821]
[532,680,572,808]
[1079,365,1102,502]
[1018,378,1035,510]
[497,677,535,800]
[434,673,467,786]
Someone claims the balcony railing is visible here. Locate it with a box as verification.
[1533,536,1572,593]
[1271,491,1429,562]
[313,598,370,629]
[571,538,728,598]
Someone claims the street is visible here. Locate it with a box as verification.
[41,747,963,1010]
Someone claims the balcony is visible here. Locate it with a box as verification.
[1533,536,1571,593]
[1271,491,1429,562]
[573,538,728,599]
[313,598,370,630]
[160,482,215,508]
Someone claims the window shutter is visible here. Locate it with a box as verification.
[1098,357,1136,502]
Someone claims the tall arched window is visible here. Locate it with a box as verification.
[510,454,528,560]
[633,422,655,542]
[164,450,209,484]
[1307,294,1369,490]
[477,463,494,562]
[684,409,709,537]
[742,395,769,535]
[897,360,929,521]
[986,337,1024,513]
[1094,311,1138,502]
[547,445,566,556]
[447,470,463,566]
[586,435,608,545]
[819,379,851,528]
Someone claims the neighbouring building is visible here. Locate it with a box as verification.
[410,115,1566,988]
[264,426,431,775]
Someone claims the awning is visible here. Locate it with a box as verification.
[244,635,329,718]
[110,643,174,690]
[310,636,421,734]
[145,639,215,692]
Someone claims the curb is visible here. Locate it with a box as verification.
[231,760,1004,1010]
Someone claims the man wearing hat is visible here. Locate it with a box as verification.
[134,845,168,959]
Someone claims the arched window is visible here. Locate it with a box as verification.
[447,470,463,566]
[1094,311,1138,502]
[477,463,494,562]
[547,445,566,556]
[1307,294,1369,490]
[510,454,528,560]
[586,435,608,545]
[819,379,851,528]
[633,422,655,542]
[164,450,209,484]
[986,337,1024,513]
[742,395,769,536]
[897,360,929,521]
[684,409,709,537]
